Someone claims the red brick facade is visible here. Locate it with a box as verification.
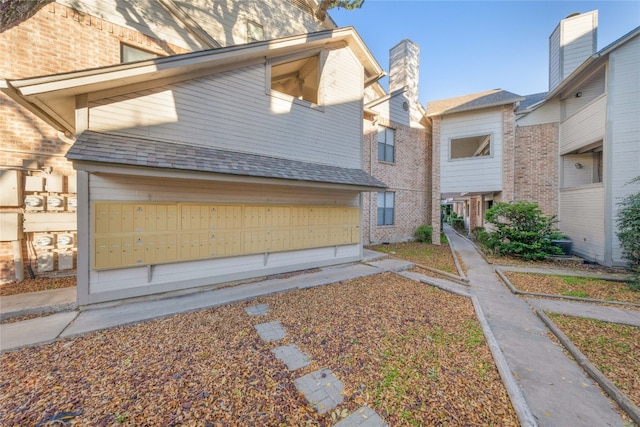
[362,116,433,244]
[0,3,190,281]
[514,123,559,217]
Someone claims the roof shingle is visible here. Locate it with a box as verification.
[67,132,387,189]
[426,89,524,117]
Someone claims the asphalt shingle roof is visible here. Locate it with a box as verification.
[426,89,525,117]
[518,92,548,112]
[67,131,387,189]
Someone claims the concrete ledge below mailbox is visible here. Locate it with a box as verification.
[23,212,77,232]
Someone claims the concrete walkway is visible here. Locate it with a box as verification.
[0,250,394,351]
[2,239,638,425]
[444,225,632,427]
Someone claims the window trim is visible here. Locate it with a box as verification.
[376,191,395,226]
[120,43,160,63]
[448,133,494,161]
[246,20,264,43]
[377,126,396,163]
[267,51,325,109]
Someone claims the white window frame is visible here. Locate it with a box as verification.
[377,191,395,226]
[266,51,325,110]
[378,127,395,163]
[449,133,493,161]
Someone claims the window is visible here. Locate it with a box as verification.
[377,192,395,226]
[378,127,395,162]
[120,44,159,63]
[247,21,264,43]
[450,134,491,159]
[271,55,319,104]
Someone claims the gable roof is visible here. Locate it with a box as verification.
[426,89,524,117]
[0,27,384,135]
[68,131,387,190]
[517,92,548,113]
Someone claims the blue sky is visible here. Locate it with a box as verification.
[331,1,640,105]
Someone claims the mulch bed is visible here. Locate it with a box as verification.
[548,314,640,409]
[0,276,76,297]
[367,242,458,275]
[0,273,518,426]
[503,272,639,305]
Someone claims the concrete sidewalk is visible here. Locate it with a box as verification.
[0,250,409,352]
[444,225,632,427]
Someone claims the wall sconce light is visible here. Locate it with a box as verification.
[574,162,583,169]
[575,92,582,98]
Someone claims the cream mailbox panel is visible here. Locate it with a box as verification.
[93,203,360,269]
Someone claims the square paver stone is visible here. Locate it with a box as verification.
[245,304,269,316]
[294,368,344,414]
[334,406,389,427]
[254,321,286,341]
[272,344,311,371]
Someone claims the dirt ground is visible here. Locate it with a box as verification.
[0,273,518,426]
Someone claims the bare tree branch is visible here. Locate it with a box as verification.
[1,0,54,33]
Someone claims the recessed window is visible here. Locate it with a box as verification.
[377,192,395,226]
[271,55,319,104]
[450,134,491,159]
[378,127,395,163]
[120,44,159,63]
[247,21,264,43]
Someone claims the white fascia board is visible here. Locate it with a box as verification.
[71,161,387,192]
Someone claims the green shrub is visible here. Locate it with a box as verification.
[483,201,564,260]
[446,212,464,231]
[415,225,433,242]
[616,177,640,290]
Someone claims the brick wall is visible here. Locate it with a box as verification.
[362,116,432,244]
[501,105,516,203]
[0,2,190,282]
[430,117,441,244]
[514,123,559,217]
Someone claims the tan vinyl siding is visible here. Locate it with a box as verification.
[88,174,360,206]
[58,0,329,51]
[516,99,560,126]
[559,95,606,154]
[559,185,605,263]
[609,35,640,263]
[176,0,328,47]
[89,48,364,169]
[549,25,561,90]
[440,109,503,194]
[561,12,597,79]
[561,67,606,120]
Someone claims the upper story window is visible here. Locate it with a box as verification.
[120,44,160,63]
[377,191,395,226]
[271,55,319,104]
[378,127,395,163]
[247,21,264,43]
[450,134,491,160]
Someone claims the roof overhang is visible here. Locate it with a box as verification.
[1,27,384,135]
[68,131,388,191]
